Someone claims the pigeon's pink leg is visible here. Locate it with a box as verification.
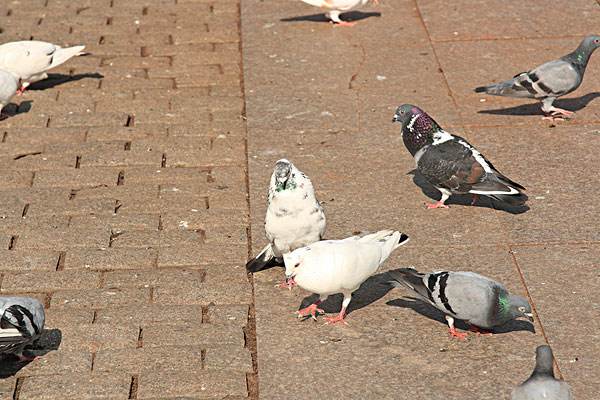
[542,106,574,120]
[276,277,296,290]
[16,85,26,96]
[468,325,494,336]
[296,300,324,320]
[448,326,468,340]
[426,201,450,209]
[324,307,348,325]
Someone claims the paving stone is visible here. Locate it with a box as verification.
[143,322,244,347]
[0,378,15,400]
[154,279,251,305]
[1,270,101,292]
[205,345,253,371]
[94,346,203,374]
[0,249,60,272]
[95,304,203,326]
[102,268,204,288]
[56,323,139,352]
[33,168,120,188]
[13,350,92,377]
[206,304,249,326]
[16,227,111,250]
[137,370,248,399]
[44,307,94,328]
[69,214,160,231]
[18,373,131,400]
[157,244,247,267]
[64,248,157,270]
[51,288,150,308]
[110,230,204,248]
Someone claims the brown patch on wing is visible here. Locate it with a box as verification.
[465,160,485,184]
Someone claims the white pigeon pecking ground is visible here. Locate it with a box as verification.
[511,345,573,400]
[284,230,409,325]
[246,159,326,289]
[0,296,45,362]
[0,69,18,118]
[298,0,378,26]
[387,268,533,340]
[475,35,600,120]
[0,40,86,94]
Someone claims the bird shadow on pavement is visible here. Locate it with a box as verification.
[0,100,33,121]
[0,328,62,378]
[281,11,381,24]
[298,271,394,317]
[386,297,536,335]
[408,169,529,215]
[28,72,104,91]
[477,92,600,116]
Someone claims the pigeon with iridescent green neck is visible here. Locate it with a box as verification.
[392,104,527,209]
[475,35,600,119]
[246,159,326,288]
[512,345,573,400]
[387,268,533,339]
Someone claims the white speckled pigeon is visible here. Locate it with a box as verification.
[387,268,533,339]
[392,104,527,209]
[247,159,326,288]
[0,69,18,117]
[0,41,86,94]
[284,230,409,324]
[0,296,45,361]
[299,0,378,26]
[475,35,600,119]
[512,345,573,400]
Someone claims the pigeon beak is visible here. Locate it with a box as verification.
[524,312,534,322]
[392,114,400,123]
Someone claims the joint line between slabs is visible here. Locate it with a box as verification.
[508,245,564,379]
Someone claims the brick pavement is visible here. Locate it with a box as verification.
[0,0,256,399]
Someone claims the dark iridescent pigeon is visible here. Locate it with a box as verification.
[392,104,527,209]
[512,345,573,400]
[0,296,45,361]
[475,35,600,119]
[387,268,533,339]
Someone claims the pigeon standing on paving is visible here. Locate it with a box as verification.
[475,35,600,120]
[299,0,378,26]
[392,104,527,209]
[387,268,533,339]
[0,41,86,94]
[512,345,573,400]
[246,159,326,288]
[0,297,45,361]
[0,69,18,118]
[284,230,409,324]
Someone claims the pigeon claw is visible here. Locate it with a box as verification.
[276,278,296,290]
[425,201,450,209]
[448,327,468,340]
[296,303,324,320]
[324,310,348,325]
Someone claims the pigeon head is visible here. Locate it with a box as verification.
[392,104,443,156]
[501,294,533,322]
[580,35,600,53]
[567,35,600,69]
[283,246,310,280]
[532,345,555,377]
[272,159,296,191]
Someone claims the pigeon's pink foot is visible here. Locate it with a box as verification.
[276,278,296,290]
[448,327,468,340]
[16,85,26,96]
[296,301,324,320]
[333,21,356,27]
[426,201,450,209]
[543,107,574,120]
[468,325,494,336]
[470,194,479,206]
[324,308,348,325]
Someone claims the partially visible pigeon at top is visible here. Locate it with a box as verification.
[284,230,409,324]
[475,35,600,120]
[388,268,533,339]
[0,296,45,362]
[392,104,527,209]
[0,40,86,94]
[246,159,326,288]
[512,345,573,400]
[299,0,378,26]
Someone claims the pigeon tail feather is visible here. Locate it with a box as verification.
[387,268,431,301]
[48,45,86,69]
[246,244,283,273]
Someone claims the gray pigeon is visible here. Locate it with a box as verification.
[387,268,533,339]
[392,104,527,209]
[246,159,326,288]
[0,296,45,361]
[512,345,573,400]
[475,35,600,119]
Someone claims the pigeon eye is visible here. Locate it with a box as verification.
[518,306,525,312]
[294,262,300,268]
[595,39,599,44]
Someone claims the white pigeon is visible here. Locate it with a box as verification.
[0,296,45,361]
[0,41,86,93]
[0,69,18,117]
[299,0,378,26]
[246,159,326,288]
[284,230,409,324]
